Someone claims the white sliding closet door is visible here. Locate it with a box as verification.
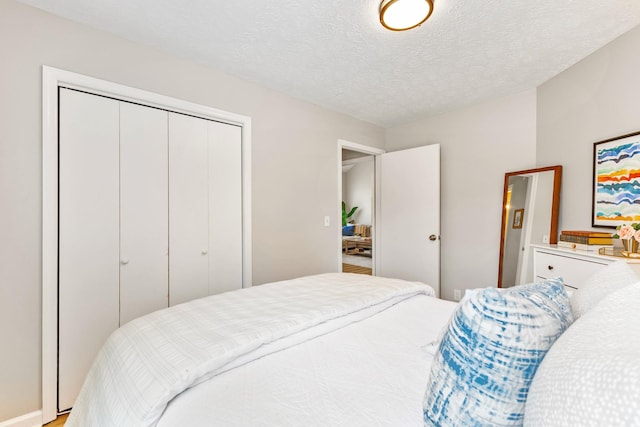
[58,89,120,411]
[119,103,169,325]
[168,115,243,303]
[52,78,248,417]
[169,113,210,305]
[208,122,243,293]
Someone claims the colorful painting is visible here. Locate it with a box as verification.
[593,131,640,227]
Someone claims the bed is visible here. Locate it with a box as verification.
[67,273,453,426]
[66,267,640,426]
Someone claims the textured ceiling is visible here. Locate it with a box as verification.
[19,0,640,127]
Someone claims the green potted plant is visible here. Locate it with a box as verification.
[342,201,358,235]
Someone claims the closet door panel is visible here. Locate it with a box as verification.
[208,122,243,293]
[58,89,120,411]
[119,103,169,325]
[169,113,209,305]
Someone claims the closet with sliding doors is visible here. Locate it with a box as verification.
[57,88,244,411]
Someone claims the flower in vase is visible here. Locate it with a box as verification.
[617,224,636,239]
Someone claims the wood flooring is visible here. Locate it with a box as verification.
[342,263,372,275]
[45,413,68,426]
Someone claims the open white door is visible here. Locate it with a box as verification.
[377,144,440,296]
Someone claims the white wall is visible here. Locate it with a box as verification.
[343,157,374,226]
[537,24,640,232]
[385,90,537,301]
[0,1,384,421]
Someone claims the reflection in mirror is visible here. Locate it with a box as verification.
[498,166,562,288]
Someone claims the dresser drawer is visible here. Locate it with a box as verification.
[534,250,607,289]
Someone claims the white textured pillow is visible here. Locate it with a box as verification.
[423,279,573,426]
[570,260,639,319]
[524,284,640,426]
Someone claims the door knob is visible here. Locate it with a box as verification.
[547,265,554,270]
[429,234,438,241]
[121,259,129,265]
[202,249,208,255]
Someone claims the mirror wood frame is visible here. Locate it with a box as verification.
[497,165,562,288]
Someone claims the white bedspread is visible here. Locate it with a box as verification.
[158,292,456,427]
[67,273,435,427]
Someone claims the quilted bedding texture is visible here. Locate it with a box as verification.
[66,273,435,427]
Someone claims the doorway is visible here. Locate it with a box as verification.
[338,140,385,276]
[342,150,374,274]
[337,141,441,295]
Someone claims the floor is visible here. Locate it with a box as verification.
[342,253,372,275]
[342,254,372,267]
[342,263,372,275]
[45,413,68,426]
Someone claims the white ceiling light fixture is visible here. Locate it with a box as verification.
[379,0,434,31]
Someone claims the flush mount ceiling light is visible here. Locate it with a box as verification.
[379,0,434,31]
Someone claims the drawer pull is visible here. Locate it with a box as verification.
[547,265,554,271]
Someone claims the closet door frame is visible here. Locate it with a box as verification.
[41,66,252,423]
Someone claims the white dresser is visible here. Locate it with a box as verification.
[532,244,640,290]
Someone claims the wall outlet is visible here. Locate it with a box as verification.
[324,216,330,227]
[453,289,462,301]
[542,235,550,244]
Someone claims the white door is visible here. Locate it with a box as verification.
[169,114,244,303]
[377,144,441,296]
[169,113,210,305]
[58,89,120,411]
[45,71,251,422]
[208,121,243,294]
[119,103,169,324]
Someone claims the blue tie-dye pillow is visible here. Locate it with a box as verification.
[423,279,573,427]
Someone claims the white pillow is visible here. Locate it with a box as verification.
[570,260,639,319]
[423,279,573,426]
[524,284,640,426]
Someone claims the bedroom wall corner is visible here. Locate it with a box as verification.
[537,24,640,232]
[384,90,537,301]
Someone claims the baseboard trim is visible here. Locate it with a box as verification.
[0,411,42,427]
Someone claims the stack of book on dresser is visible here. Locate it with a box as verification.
[557,230,614,251]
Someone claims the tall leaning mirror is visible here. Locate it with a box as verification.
[498,166,562,288]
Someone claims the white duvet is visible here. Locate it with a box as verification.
[67,273,442,427]
[159,289,456,427]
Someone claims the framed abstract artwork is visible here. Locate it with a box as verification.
[592,131,640,228]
